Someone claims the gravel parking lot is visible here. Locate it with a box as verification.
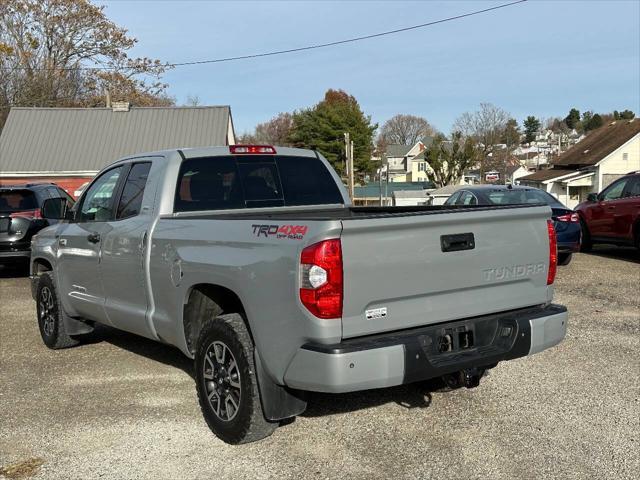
[1,248,638,480]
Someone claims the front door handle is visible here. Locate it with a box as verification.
[87,233,101,244]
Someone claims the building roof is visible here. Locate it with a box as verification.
[393,189,431,199]
[518,168,576,182]
[428,184,464,196]
[0,106,234,174]
[354,181,433,198]
[506,164,526,175]
[552,119,640,167]
[385,144,413,158]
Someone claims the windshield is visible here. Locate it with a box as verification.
[485,189,562,206]
[0,190,37,213]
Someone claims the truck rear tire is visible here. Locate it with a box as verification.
[195,313,276,444]
[36,272,78,349]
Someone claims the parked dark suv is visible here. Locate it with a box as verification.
[575,171,640,251]
[0,184,74,263]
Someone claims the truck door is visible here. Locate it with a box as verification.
[57,165,125,322]
[99,161,157,338]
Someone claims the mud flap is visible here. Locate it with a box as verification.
[254,349,307,421]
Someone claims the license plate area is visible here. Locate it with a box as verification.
[419,316,519,366]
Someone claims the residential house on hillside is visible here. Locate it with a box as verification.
[383,141,426,182]
[519,119,640,208]
[0,105,236,196]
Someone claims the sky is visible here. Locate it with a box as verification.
[100,0,640,135]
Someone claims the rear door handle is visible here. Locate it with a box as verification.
[87,233,101,244]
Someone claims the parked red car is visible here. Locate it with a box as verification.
[575,172,640,251]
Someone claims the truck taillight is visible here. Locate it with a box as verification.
[230,145,276,154]
[299,239,342,319]
[547,219,557,285]
[556,212,579,223]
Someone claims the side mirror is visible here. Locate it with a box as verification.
[586,193,598,202]
[41,198,72,220]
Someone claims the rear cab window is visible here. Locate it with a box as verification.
[175,155,343,212]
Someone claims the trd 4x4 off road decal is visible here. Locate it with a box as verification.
[252,224,308,240]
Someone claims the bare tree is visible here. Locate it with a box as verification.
[378,114,435,148]
[453,103,510,181]
[185,94,201,106]
[0,0,173,131]
[247,112,294,146]
[423,133,477,187]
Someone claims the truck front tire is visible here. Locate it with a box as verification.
[36,272,78,349]
[195,313,276,444]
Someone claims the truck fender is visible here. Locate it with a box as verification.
[254,348,307,422]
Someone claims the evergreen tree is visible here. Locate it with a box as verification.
[501,118,520,148]
[523,116,541,143]
[584,113,603,131]
[288,89,377,176]
[564,108,581,129]
[619,109,635,120]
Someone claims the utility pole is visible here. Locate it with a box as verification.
[105,88,111,108]
[349,140,355,201]
[378,158,383,206]
[343,133,349,192]
[344,132,355,201]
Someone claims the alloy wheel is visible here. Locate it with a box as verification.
[39,286,56,337]
[202,341,242,422]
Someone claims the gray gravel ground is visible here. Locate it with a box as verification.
[1,247,638,480]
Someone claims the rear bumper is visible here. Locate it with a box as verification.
[284,304,567,393]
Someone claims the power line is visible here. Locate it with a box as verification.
[1,0,527,72]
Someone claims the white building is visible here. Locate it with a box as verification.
[519,120,640,208]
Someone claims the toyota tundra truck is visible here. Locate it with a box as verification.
[31,145,567,444]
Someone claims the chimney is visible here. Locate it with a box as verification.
[112,101,130,112]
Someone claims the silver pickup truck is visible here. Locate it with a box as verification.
[31,145,567,444]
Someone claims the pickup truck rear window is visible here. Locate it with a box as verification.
[175,155,343,212]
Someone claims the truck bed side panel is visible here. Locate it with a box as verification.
[148,217,342,383]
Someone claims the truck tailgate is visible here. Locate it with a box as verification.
[339,205,552,339]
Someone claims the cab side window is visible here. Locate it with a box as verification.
[601,178,628,201]
[623,177,640,198]
[78,166,123,222]
[116,163,152,219]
